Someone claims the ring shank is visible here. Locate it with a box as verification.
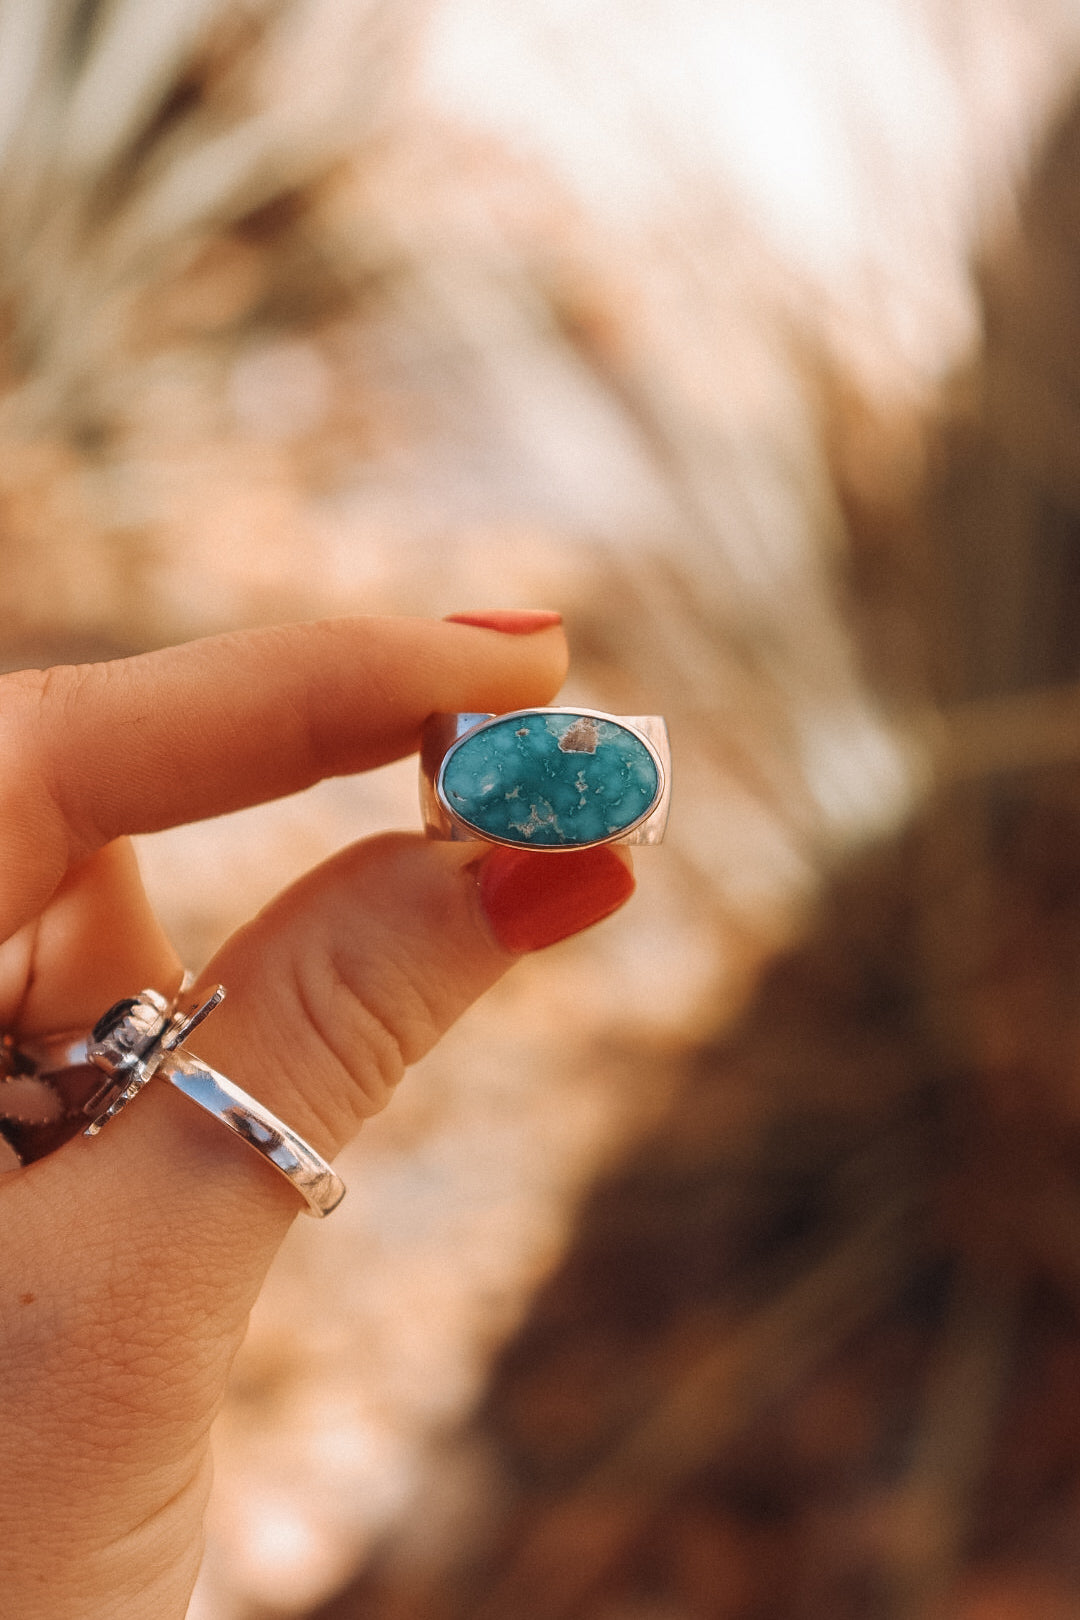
[160,1049,345,1218]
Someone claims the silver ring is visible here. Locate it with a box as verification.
[7,988,345,1217]
[421,708,671,849]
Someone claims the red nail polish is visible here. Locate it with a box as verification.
[477,845,635,953]
[444,609,563,635]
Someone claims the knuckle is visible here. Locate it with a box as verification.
[0,667,82,863]
[288,948,413,1132]
[0,667,48,762]
[0,662,105,849]
[8,660,89,727]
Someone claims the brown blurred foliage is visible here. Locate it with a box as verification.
[304,59,1080,1620]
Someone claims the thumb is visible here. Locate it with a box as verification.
[164,832,635,1232]
[6,832,635,1468]
[0,832,633,1619]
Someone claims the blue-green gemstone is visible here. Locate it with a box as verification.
[441,711,660,846]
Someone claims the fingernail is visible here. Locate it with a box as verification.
[477,845,635,953]
[444,609,563,634]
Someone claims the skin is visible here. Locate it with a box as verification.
[0,614,619,1620]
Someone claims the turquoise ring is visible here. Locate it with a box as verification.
[421,709,671,849]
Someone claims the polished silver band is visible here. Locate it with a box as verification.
[421,708,671,849]
[3,986,345,1217]
[160,1047,345,1217]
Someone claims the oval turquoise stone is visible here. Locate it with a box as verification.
[440,712,660,847]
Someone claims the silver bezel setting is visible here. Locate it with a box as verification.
[83,985,226,1134]
[422,707,671,849]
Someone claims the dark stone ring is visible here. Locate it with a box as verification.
[0,986,345,1216]
[420,708,671,849]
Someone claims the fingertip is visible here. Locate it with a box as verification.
[437,612,569,706]
[474,843,636,955]
[443,609,563,634]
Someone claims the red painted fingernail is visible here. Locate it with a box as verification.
[444,609,563,634]
[477,845,635,953]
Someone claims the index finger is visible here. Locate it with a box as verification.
[0,614,568,932]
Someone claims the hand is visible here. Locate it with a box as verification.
[0,614,635,1620]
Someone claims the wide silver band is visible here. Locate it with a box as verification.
[2,987,345,1218]
[421,708,671,848]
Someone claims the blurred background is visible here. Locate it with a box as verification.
[5,1,1080,1615]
